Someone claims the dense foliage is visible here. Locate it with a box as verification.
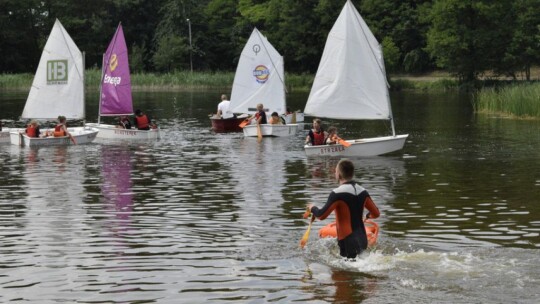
[1,0,539,82]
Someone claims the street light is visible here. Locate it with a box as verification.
[186,18,193,73]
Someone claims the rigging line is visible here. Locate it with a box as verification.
[348,1,390,88]
[57,19,83,83]
[254,29,288,94]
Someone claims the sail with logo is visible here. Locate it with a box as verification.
[9,19,99,146]
[87,23,160,140]
[227,28,298,138]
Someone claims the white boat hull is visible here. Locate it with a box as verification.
[283,112,304,124]
[304,134,408,157]
[1,128,23,144]
[85,123,160,140]
[243,124,299,137]
[10,127,99,147]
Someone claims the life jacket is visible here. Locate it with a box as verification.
[312,129,325,145]
[26,125,37,137]
[54,124,66,137]
[135,114,149,129]
[255,111,267,124]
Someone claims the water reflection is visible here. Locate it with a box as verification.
[101,145,133,224]
[0,90,539,303]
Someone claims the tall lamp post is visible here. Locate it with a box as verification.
[187,18,193,73]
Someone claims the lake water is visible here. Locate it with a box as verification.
[0,89,539,303]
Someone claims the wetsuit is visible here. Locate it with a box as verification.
[310,181,380,259]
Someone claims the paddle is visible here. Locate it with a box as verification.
[333,135,351,147]
[300,209,315,249]
[300,215,315,248]
[257,123,263,142]
[291,112,297,124]
[238,117,253,128]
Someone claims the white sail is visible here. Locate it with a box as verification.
[21,19,84,120]
[304,0,390,120]
[228,28,285,115]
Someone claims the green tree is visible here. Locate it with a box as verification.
[130,43,146,73]
[381,37,400,73]
[426,0,513,82]
[153,35,190,72]
[501,0,540,80]
[0,0,49,72]
[361,0,432,73]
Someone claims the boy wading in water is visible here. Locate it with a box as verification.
[306,159,380,259]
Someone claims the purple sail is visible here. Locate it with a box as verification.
[100,24,133,116]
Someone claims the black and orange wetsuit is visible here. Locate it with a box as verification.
[310,181,380,258]
[308,128,325,145]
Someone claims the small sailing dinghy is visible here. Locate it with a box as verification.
[86,24,160,140]
[227,28,298,138]
[10,19,98,147]
[303,0,408,157]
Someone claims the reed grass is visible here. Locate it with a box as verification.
[0,70,462,92]
[474,83,540,118]
[0,73,34,90]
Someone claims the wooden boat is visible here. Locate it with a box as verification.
[319,219,379,247]
[210,115,246,133]
[10,19,98,147]
[303,0,408,156]
[227,28,298,137]
[86,23,160,140]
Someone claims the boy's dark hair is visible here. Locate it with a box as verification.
[271,112,279,117]
[135,109,142,116]
[337,159,354,180]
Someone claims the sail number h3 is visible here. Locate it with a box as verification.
[47,60,68,84]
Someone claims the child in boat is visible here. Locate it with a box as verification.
[117,116,132,129]
[325,126,338,145]
[305,118,327,146]
[269,112,283,125]
[305,159,380,259]
[25,120,41,138]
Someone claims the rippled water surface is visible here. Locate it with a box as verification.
[1,90,539,303]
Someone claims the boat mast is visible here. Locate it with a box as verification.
[97,53,104,124]
[83,51,86,124]
[378,44,396,137]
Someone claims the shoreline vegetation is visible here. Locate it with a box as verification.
[1,69,539,118]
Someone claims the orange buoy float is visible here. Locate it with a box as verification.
[318,219,379,247]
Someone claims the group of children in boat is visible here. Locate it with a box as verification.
[24,115,70,139]
[115,109,157,130]
[23,109,156,141]
[215,94,296,126]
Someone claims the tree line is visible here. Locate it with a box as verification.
[1,0,539,82]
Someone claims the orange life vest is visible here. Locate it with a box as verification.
[26,125,37,137]
[135,114,149,129]
[54,124,66,137]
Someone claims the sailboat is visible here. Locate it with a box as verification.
[86,24,160,140]
[303,0,408,157]
[226,28,298,137]
[9,19,99,147]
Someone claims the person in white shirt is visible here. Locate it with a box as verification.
[216,94,233,119]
